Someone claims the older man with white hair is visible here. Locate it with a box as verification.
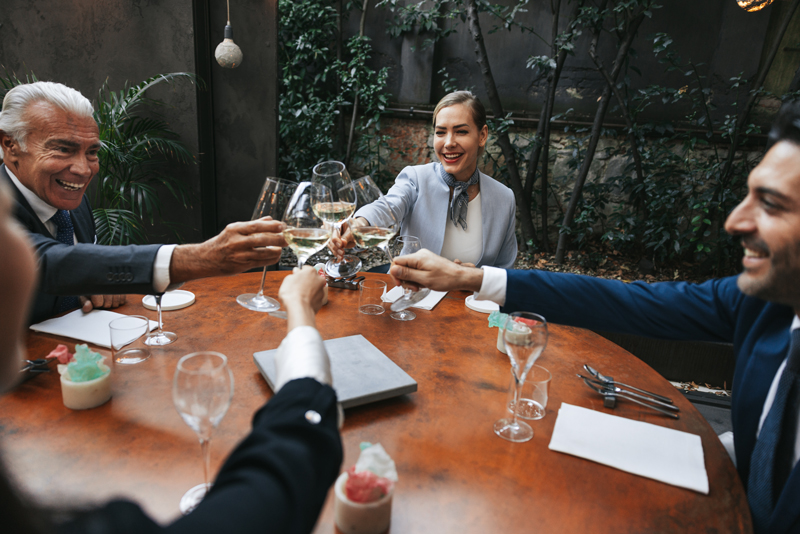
[0,81,287,323]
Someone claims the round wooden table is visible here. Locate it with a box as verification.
[0,272,751,533]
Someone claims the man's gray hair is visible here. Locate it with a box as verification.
[0,81,95,159]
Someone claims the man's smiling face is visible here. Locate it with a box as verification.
[724,140,800,311]
[1,100,100,210]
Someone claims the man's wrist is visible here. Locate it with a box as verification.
[458,265,484,293]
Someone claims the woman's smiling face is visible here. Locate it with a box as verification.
[433,103,488,182]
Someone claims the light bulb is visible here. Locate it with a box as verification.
[215,25,243,69]
[737,0,774,12]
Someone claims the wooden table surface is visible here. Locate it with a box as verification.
[0,272,751,533]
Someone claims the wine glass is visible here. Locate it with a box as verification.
[494,312,548,443]
[348,176,400,263]
[236,177,298,312]
[312,161,360,278]
[173,351,234,514]
[387,236,430,321]
[284,182,334,268]
[144,294,177,346]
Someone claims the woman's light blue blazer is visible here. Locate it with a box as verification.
[355,163,518,268]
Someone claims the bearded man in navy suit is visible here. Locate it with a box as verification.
[0,81,286,324]
[389,102,800,533]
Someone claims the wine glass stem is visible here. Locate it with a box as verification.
[379,244,393,263]
[511,375,523,427]
[155,294,164,333]
[256,265,269,297]
[200,437,211,488]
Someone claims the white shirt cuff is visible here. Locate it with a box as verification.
[475,266,507,306]
[273,326,332,392]
[153,244,177,293]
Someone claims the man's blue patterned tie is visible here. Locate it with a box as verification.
[748,328,800,533]
[50,210,80,313]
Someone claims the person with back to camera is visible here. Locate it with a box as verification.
[329,91,518,271]
[0,174,342,534]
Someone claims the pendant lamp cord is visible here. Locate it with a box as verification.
[227,0,231,25]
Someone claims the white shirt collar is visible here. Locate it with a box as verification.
[5,166,58,224]
[792,315,800,332]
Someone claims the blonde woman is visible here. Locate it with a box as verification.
[331,91,517,270]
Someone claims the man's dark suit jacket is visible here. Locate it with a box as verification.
[503,270,798,534]
[58,378,342,534]
[1,164,162,323]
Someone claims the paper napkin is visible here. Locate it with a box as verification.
[382,286,447,310]
[30,310,157,349]
[548,403,709,494]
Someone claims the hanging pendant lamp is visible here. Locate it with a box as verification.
[215,0,243,68]
[737,0,774,12]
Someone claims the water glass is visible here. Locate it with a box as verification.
[359,279,386,315]
[506,365,551,420]
[109,315,151,364]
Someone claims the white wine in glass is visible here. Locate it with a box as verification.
[312,161,359,277]
[173,351,234,514]
[494,313,548,443]
[236,177,298,312]
[347,176,400,263]
[283,182,333,268]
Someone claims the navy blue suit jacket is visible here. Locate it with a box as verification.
[59,378,342,534]
[503,270,798,534]
[2,165,162,323]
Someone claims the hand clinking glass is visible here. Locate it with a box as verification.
[388,236,430,321]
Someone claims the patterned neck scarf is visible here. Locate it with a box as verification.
[438,164,479,230]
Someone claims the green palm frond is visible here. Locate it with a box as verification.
[93,208,147,245]
[92,72,198,244]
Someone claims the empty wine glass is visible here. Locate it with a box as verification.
[145,293,177,346]
[348,176,400,263]
[173,351,234,514]
[388,236,430,321]
[494,312,548,443]
[284,182,333,268]
[236,177,298,312]
[312,161,360,277]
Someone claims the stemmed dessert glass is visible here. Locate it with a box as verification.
[283,182,334,268]
[236,177,298,312]
[387,236,430,321]
[312,161,359,277]
[494,312,548,443]
[145,294,177,346]
[173,351,234,514]
[348,176,400,263]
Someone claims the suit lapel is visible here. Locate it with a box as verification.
[0,164,54,238]
[71,198,95,244]
[769,464,800,533]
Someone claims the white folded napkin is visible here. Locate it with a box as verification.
[548,403,708,494]
[382,286,447,310]
[30,310,157,349]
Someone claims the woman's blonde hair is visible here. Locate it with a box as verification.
[432,91,487,132]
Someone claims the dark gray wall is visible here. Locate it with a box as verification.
[1,0,278,242]
[349,0,776,121]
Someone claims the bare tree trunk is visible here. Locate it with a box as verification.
[555,10,645,264]
[589,44,645,216]
[720,0,800,184]
[336,0,345,155]
[344,0,370,167]
[465,0,537,246]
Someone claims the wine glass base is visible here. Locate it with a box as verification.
[325,255,362,278]
[179,482,212,515]
[114,348,151,365]
[145,331,178,346]
[236,293,281,312]
[390,310,416,321]
[493,418,533,442]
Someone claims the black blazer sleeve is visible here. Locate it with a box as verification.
[59,378,343,534]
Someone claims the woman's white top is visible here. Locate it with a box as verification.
[439,193,483,264]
